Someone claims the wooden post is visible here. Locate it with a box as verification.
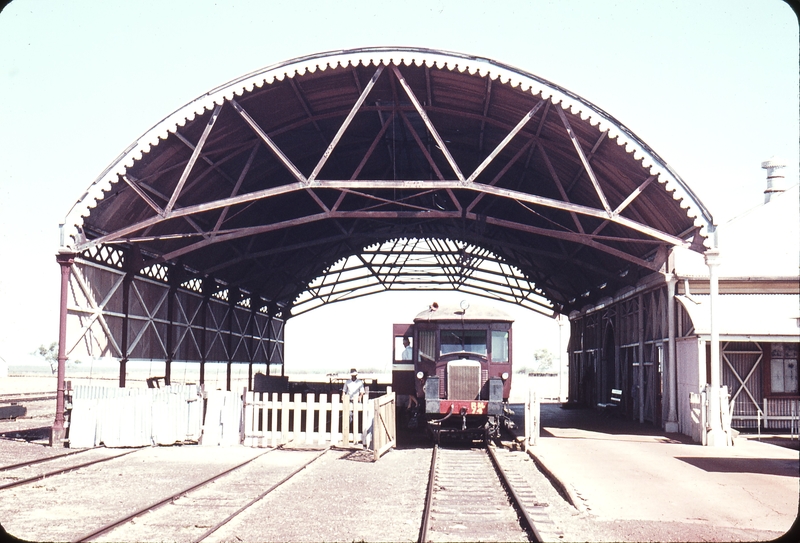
[270,393,279,448]
[342,395,350,446]
[331,394,340,446]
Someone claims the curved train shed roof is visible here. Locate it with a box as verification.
[62,47,713,318]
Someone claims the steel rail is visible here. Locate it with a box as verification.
[0,448,140,491]
[71,448,276,543]
[486,444,543,543]
[0,448,92,472]
[193,447,331,542]
[0,392,56,404]
[420,443,544,543]
[417,444,438,543]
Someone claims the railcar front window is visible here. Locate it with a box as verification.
[419,330,436,362]
[491,330,509,363]
[440,330,487,356]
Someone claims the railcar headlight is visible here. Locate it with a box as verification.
[501,372,509,381]
[416,371,424,380]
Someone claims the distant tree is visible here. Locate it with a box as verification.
[33,342,59,374]
[533,348,554,372]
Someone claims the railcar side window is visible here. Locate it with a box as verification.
[394,336,413,362]
[440,330,487,356]
[491,330,509,363]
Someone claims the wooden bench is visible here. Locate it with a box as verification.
[597,388,622,416]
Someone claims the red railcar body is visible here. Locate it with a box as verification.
[392,302,513,441]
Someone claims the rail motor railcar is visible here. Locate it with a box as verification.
[392,301,513,441]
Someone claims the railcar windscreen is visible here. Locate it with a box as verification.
[440,330,487,356]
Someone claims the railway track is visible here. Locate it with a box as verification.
[419,443,562,543]
[0,447,140,490]
[73,447,330,543]
[0,391,56,404]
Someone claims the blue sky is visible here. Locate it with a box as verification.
[0,0,797,372]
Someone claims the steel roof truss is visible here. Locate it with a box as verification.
[613,175,657,216]
[391,65,465,182]
[465,100,545,184]
[556,106,612,214]
[398,109,445,181]
[308,65,385,183]
[465,136,537,214]
[351,108,395,180]
[173,130,241,191]
[564,130,607,194]
[123,175,165,216]
[231,98,307,183]
[538,144,586,234]
[212,142,260,239]
[166,104,222,215]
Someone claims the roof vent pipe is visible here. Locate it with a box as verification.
[761,156,786,203]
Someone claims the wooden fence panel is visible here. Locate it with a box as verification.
[242,391,377,449]
[200,389,242,446]
[372,391,396,461]
[68,384,203,448]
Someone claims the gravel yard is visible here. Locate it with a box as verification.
[0,377,794,542]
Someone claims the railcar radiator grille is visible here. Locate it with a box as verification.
[447,360,482,400]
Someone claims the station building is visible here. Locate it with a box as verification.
[567,161,799,440]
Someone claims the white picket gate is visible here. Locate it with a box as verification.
[68,384,203,448]
[242,390,388,449]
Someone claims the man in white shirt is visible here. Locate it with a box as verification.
[401,337,413,360]
[342,368,365,429]
[343,368,365,402]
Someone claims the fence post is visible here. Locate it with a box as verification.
[241,387,250,446]
[331,394,340,446]
[342,395,350,446]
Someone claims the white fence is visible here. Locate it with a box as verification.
[67,385,398,456]
[242,391,382,449]
[68,384,203,448]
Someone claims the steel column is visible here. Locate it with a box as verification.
[51,252,75,447]
[665,274,679,432]
[704,248,728,446]
[638,293,645,423]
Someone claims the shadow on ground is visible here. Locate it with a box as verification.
[0,426,51,442]
[676,456,799,477]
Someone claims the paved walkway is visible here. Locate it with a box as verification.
[526,404,799,539]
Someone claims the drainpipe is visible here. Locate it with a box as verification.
[51,251,76,447]
[665,274,679,433]
[704,247,727,446]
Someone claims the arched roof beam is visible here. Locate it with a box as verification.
[85,178,688,266]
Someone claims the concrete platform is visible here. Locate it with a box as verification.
[522,403,799,540]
